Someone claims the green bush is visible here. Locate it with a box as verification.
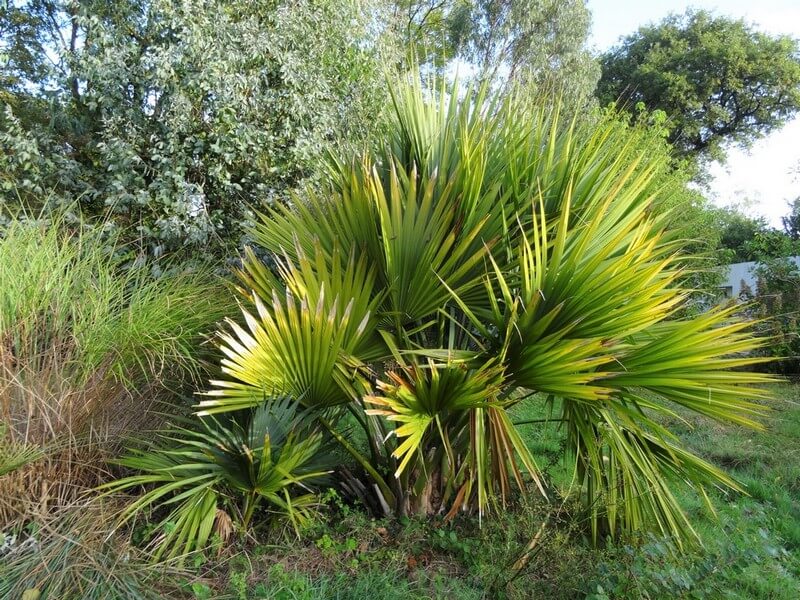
[0,1,394,261]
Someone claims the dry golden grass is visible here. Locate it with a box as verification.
[0,214,232,528]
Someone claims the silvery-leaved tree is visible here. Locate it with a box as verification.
[116,76,775,556]
[0,0,394,260]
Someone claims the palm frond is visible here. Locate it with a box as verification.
[100,398,330,560]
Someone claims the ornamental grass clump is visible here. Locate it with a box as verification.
[0,213,230,525]
[0,502,193,600]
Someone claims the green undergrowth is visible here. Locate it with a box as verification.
[185,383,800,600]
[4,383,798,599]
[176,493,597,600]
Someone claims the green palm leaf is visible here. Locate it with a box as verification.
[100,398,330,560]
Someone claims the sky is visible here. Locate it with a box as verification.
[587,0,800,226]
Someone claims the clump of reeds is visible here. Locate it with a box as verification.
[0,213,231,525]
[0,501,198,599]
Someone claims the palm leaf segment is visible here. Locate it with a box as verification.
[102,397,330,560]
[203,75,775,542]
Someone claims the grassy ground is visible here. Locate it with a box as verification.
[4,383,798,599]
[174,382,799,599]
[633,381,800,599]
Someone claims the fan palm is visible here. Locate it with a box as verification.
[197,76,775,544]
[102,397,331,560]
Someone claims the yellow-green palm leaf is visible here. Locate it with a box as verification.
[200,73,776,542]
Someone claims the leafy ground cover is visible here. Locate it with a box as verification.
[151,382,799,599]
[3,384,796,598]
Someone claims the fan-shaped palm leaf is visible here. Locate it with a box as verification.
[100,397,330,560]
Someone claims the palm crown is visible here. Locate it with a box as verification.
[197,77,774,545]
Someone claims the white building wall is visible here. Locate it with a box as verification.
[720,256,800,298]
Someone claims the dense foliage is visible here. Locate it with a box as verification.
[0,0,393,259]
[714,208,774,263]
[0,0,607,262]
[782,198,800,241]
[744,257,800,373]
[712,202,800,373]
[107,78,770,560]
[597,10,800,163]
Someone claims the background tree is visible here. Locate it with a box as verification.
[712,207,772,263]
[389,0,599,107]
[711,203,800,263]
[387,0,472,70]
[782,198,800,241]
[0,0,394,261]
[596,10,800,163]
[744,255,800,373]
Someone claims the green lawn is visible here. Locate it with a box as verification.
[172,382,799,599]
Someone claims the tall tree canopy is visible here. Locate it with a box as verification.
[0,0,604,260]
[0,0,393,260]
[389,0,599,106]
[596,10,800,163]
